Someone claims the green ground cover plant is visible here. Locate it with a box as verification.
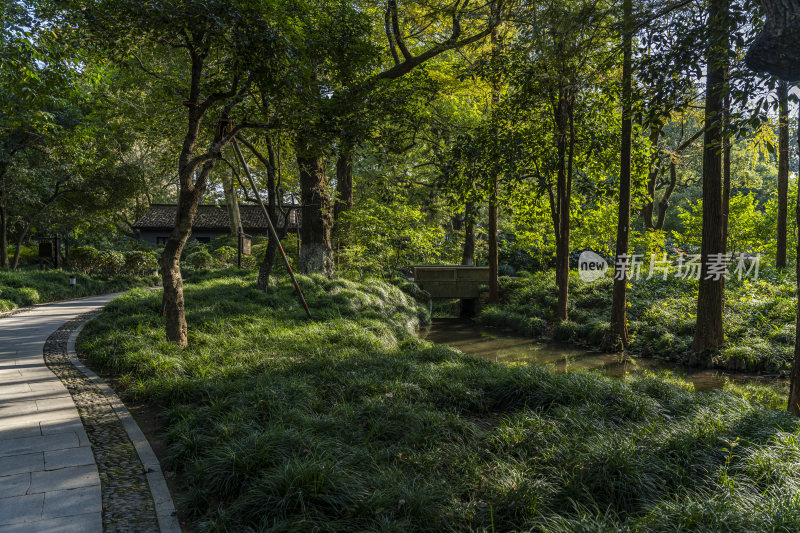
[0,269,159,312]
[482,269,797,372]
[78,271,800,531]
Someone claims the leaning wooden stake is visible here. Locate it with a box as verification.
[232,137,312,319]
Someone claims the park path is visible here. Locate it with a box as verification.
[0,294,178,533]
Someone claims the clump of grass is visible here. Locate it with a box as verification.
[0,269,158,311]
[79,271,800,531]
[481,269,798,371]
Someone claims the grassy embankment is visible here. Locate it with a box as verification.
[481,269,796,371]
[0,270,159,312]
[78,269,800,531]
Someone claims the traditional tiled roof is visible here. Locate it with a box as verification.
[133,204,297,233]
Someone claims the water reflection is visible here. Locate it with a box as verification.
[423,319,788,392]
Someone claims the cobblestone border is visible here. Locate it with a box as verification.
[44,312,181,532]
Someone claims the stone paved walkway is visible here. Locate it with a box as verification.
[0,294,173,532]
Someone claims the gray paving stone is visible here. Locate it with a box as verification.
[28,381,66,392]
[3,511,103,533]
[0,452,44,476]
[0,294,170,532]
[0,472,30,498]
[28,464,99,494]
[0,493,43,525]
[0,389,67,403]
[0,420,42,441]
[0,401,38,417]
[0,383,32,395]
[42,485,101,519]
[39,418,83,436]
[35,396,75,412]
[0,432,79,458]
[44,446,94,471]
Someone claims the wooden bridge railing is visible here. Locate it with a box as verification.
[412,265,490,299]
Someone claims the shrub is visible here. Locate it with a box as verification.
[187,249,213,269]
[0,287,41,306]
[181,239,208,261]
[99,251,125,276]
[69,246,103,274]
[213,245,237,266]
[124,250,159,275]
[12,245,39,266]
[499,264,516,277]
[398,282,431,306]
[553,319,577,341]
[209,235,237,251]
[0,299,14,312]
[481,307,547,336]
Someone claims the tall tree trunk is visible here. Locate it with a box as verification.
[488,176,499,302]
[746,0,800,82]
[10,225,31,270]
[258,136,285,290]
[333,145,353,234]
[462,201,475,266]
[297,145,333,276]
[0,206,7,269]
[608,0,633,349]
[722,92,731,254]
[487,25,501,304]
[221,169,242,236]
[691,0,728,356]
[0,171,7,269]
[159,47,243,347]
[554,87,573,321]
[0,162,10,268]
[161,184,206,347]
[789,103,800,416]
[777,80,790,268]
[642,126,661,230]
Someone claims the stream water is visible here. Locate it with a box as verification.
[423,319,788,392]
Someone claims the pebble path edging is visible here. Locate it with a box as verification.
[43,312,180,532]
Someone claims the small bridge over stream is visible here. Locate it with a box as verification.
[413,265,490,316]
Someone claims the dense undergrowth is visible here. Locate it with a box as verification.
[0,269,159,312]
[482,269,796,372]
[78,270,800,531]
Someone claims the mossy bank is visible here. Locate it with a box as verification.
[76,270,800,531]
[0,270,158,312]
[482,269,797,372]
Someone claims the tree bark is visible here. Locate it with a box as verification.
[462,201,475,266]
[221,169,242,236]
[0,169,8,269]
[608,0,633,349]
[554,87,573,321]
[488,174,499,302]
[257,136,286,290]
[789,103,800,416]
[487,25,501,304]
[10,225,31,270]
[777,80,789,268]
[333,146,353,232]
[297,146,333,276]
[642,126,661,230]
[0,205,7,269]
[746,0,800,82]
[645,125,707,231]
[161,182,207,347]
[691,0,728,356]
[159,45,247,347]
[722,88,731,256]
